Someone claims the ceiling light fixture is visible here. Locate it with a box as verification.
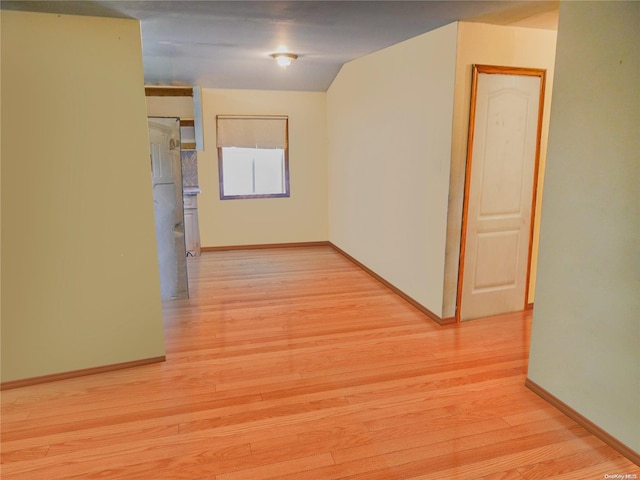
[270,52,298,68]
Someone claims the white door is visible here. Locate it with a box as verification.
[148,117,188,301]
[459,66,544,321]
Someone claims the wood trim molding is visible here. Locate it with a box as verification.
[455,63,481,323]
[328,243,455,326]
[180,118,195,127]
[472,64,547,77]
[524,69,547,307]
[0,356,166,391]
[201,242,331,252]
[525,378,640,466]
[525,302,534,310]
[145,86,193,97]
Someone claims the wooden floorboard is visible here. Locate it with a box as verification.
[1,246,638,479]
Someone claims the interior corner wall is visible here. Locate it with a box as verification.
[327,23,458,318]
[528,2,639,453]
[196,89,328,247]
[1,11,165,382]
[442,22,557,318]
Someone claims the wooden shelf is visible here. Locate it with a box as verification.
[145,86,193,97]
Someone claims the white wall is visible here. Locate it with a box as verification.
[442,22,557,318]
[327,23,458,317]
[1,11,165,382]
[528,1,639,452]
[197,89,328,247]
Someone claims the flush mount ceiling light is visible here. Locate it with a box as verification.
[270,52,298,68]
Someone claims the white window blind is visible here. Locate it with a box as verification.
[216,116,288,149]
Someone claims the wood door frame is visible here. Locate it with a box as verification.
[456,64,547,323]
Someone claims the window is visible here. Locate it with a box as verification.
[216,115,290,199]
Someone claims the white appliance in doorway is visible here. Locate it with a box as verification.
[148,117,189,301]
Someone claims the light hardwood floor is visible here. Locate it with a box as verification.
[2,246,638,479]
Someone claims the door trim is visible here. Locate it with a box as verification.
[456,65,546,322]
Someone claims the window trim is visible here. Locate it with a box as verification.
[217,146,290,200]
[216,115,290,200]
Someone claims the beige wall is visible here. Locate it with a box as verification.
[197,89,328,247]
[145,96,194,119]
[1,11,165,382]
[528,2,639,452]
[442,22,557,318]
[327,23,458,317]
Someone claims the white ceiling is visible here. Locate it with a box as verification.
[2,1,558,92]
